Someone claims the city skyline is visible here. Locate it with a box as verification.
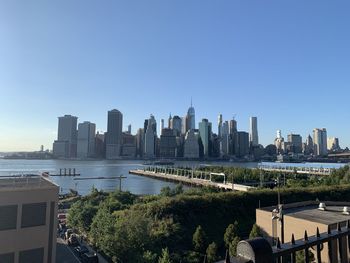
[0,105,346,152]
[1,1,350,151]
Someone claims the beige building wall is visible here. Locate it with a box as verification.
[256,207,348,263]
[0,179,58,263]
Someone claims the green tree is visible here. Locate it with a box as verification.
[158,248,172,263]
[224,221,239,247]
[249,224,262,239]
[160,186,172,197]
[173,184,184,195]
[193,225,207,253]
[143,251,158,263]
[296,249,315,263]
[229,236,240,257]
[206,242,218,263]
[89,205,116,258]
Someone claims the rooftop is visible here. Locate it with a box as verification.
[259,201,350,225]
[0,175,59,191]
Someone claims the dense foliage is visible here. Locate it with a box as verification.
[67,166,350,262]
[199,165,350,188]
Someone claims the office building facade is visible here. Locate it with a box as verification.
[0,176,59,263]
[159,128,177,158]
[106,109,123,159]
[199,119,212,157]
[249,117,259,147]
[77,121,96,158]
[184,130,200,159]
[313,128,328,156]
[53,115,78,158]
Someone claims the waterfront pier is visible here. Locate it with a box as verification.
[129,167,255,192]
[258,163,335,176]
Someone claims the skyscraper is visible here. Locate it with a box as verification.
[184,129,200,159]
[106,109,123,159]
[53,115,78,158]
[249,117,259,147]
[186,100,195,131]
[235,131,250,157]
[77,121,96,158]
[287,134,302,154]
[220,121,230,156]
[274,130,285,155]
[218,114,223,138]
[159,128,177,158]
[199,119,212,157]
[144,125,155,158]
[229,119,237,134]
[144,115,157,158]
[313,128,328,156]
[170,115,182,136]
[160,119,164,135]
[327,137,340,151]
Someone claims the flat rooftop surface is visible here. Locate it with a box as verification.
[259,202,350,225]
[284,205,350,225]
[0,175,58,191]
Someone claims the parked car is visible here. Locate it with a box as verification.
[65,229,73,240]
[75,245,89,257]
[68,234,79,247]
[81,252,99,263]
[58,213,66,220]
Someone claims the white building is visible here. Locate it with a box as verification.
[313,128,328,156]
[77,121,96,158]
[327,137,340,151]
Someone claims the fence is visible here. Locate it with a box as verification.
[221,221,350,263]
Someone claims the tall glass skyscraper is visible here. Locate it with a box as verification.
[53,115,78,158]
[199,118,212,157]
[249,116,259,147]
[106,109,123,159]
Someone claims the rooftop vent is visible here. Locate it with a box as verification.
[318,203,326,211]
[343,206,350,215]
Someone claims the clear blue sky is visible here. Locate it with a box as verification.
[0,1,349,151]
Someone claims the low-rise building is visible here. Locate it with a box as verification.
[256,201,350,263]
[0,175,59,263]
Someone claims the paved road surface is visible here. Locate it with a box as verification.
[56,238,80,263]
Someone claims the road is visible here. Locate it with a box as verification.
[56,238,80,263]
[56,237,108,263]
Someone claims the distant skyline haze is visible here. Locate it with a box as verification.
[0,1,350,151]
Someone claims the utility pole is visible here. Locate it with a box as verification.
[117,175,127,191]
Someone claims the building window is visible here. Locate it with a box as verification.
[19,248,44,263]
[0,205,17,231]
[0,252,14,263]
[21,203,46,228]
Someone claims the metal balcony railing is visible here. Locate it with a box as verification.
[215,221,350,263]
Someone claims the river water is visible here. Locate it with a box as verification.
[0,159,346,195]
